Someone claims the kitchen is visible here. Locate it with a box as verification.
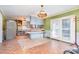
[0,5,79,54]
[16,16,44,40]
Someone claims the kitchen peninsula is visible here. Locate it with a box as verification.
[23,16,44,40]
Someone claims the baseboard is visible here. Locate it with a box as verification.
[47,37,74,45]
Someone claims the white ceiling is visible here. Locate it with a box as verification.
[0,5,78,19]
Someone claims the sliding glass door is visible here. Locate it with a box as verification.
[50,15,75,43]
[62,18,71,41]
[50,19,61,40]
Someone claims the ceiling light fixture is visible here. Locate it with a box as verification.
[37,5,47,19]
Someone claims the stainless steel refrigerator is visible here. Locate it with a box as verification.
[6,20,17,40]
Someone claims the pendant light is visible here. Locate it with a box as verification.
[37,5,47,19]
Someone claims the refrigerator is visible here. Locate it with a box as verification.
[6,20,17,40]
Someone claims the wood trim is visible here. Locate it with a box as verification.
[74,16,79,47]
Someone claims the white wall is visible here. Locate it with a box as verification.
[0,12,3,43]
